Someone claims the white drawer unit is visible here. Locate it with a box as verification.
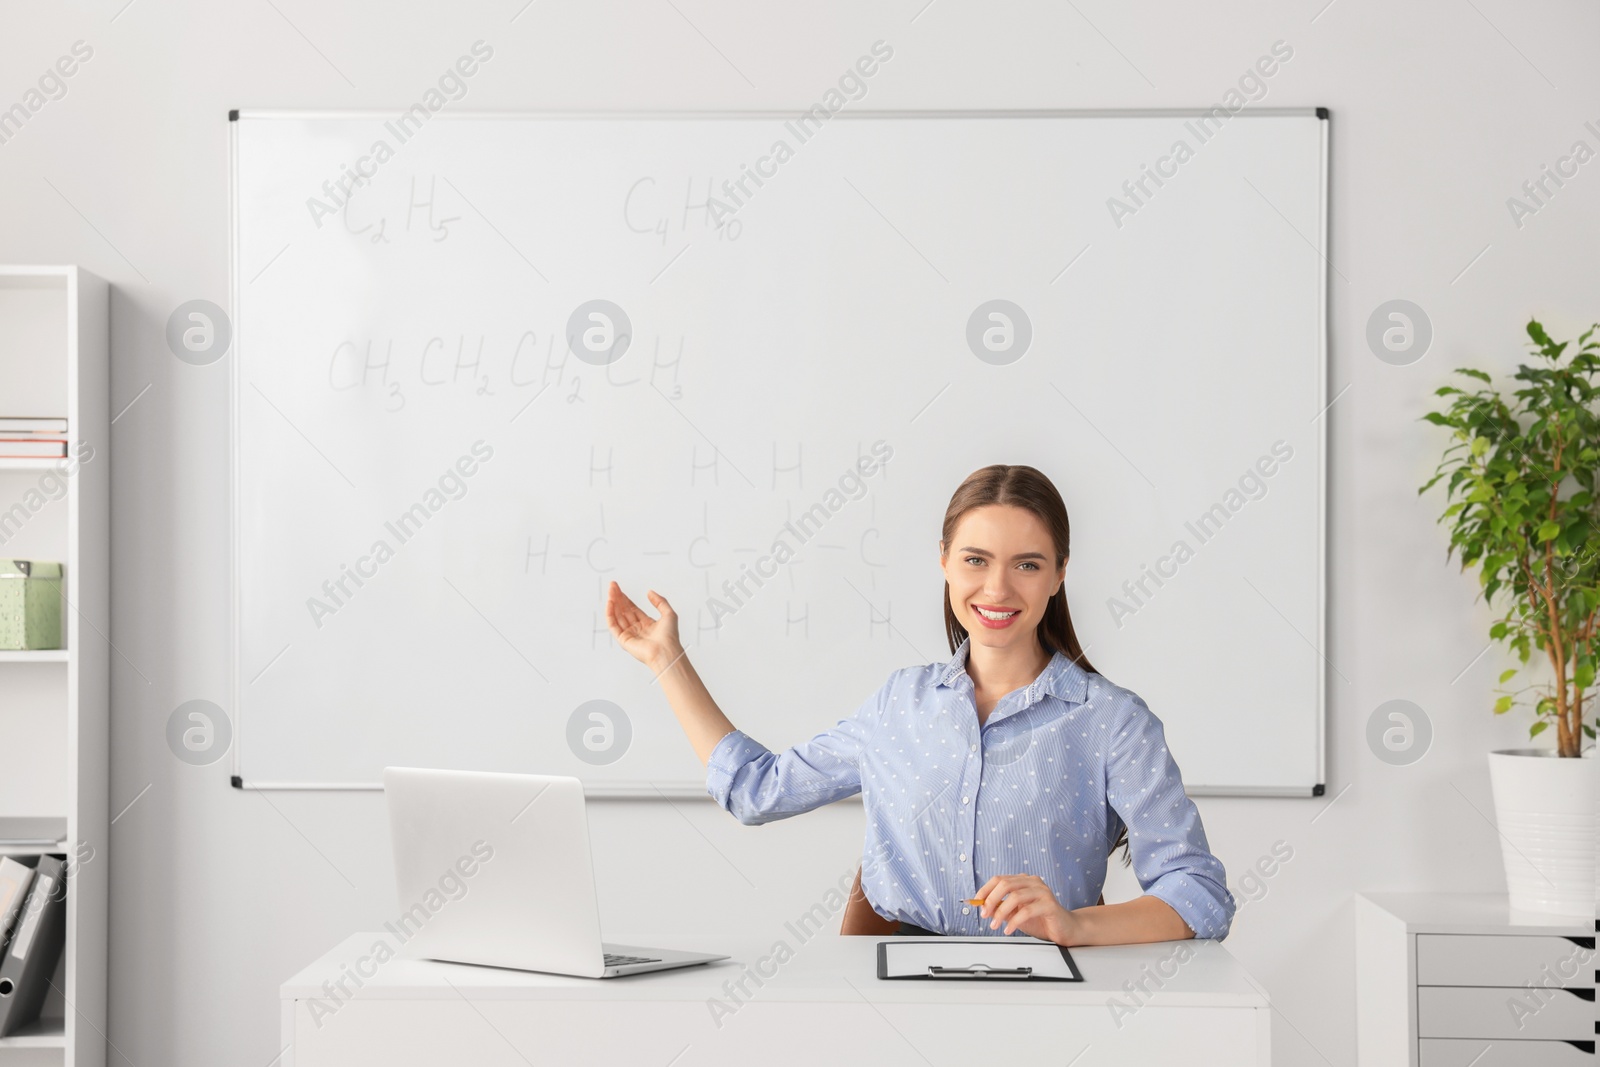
[1357,892,1595,1067]
[1420,1038,1598,1067]
[1418,986,1594,1040]
[1417,932,1597,987]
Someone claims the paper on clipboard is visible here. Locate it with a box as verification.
[877,938,1083,981]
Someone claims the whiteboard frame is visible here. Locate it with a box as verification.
[228,108,1330,799]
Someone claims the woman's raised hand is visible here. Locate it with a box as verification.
[604,581,684,671]
[606,581,733,765]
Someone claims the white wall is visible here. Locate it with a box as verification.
[1,1,1597,1063]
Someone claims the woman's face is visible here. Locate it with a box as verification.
[939,505,1065,652]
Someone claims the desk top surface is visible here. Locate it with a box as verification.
[282,931,1270,1007]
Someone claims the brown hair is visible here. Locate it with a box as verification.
[939,463,1131,868]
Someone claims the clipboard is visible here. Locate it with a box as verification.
[876,938,1083,981]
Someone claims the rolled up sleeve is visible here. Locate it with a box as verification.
[1104,693,1236,940]
[705,681,885,826]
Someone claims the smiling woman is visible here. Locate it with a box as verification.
[604,463,1236,947]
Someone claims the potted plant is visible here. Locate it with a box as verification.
[1420,318,1600,916]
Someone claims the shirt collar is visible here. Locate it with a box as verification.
[934,634,1089,706]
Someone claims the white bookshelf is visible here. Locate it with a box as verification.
[0,266,108,1067]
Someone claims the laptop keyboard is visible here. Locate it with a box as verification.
[605,952,663,967]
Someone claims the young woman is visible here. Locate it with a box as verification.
[604,464,1235,946]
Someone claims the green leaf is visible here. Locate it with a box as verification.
[1498,668,1517,683]
[1538,521,1561,541]
[1493,695,1514,714]
[1529,720,1548,737]
[1471,436,1491,457]
[1456,368,1493,384]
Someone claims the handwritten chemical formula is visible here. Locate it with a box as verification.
[623,176,745,244]
[340,174,463,245]
[326,330,687,411]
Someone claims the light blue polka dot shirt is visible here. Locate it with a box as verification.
[705,635,1236,940]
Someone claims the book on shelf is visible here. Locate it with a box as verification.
[0,819,67,847]
[0,418,67,434]
[0,857,37,957]
[0,438,67,458]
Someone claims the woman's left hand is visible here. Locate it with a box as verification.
[975,874,1081,944]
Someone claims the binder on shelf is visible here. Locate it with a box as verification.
[0,854,66,1037]
[876,937,1084,981]
[0,438,67,458]
[0,857,37,956]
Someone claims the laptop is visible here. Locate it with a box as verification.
[383,766,729,978]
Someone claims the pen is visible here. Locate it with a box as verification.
[963,897,987,907]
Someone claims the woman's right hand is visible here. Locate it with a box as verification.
[604,581,684,671]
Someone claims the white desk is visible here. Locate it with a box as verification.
[281,932,1272,1066]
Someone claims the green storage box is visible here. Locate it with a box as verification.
[0,560,63,650]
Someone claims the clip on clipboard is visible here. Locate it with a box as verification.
[876,938,1084,982]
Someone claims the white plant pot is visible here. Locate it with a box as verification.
[1486,748,1598,916]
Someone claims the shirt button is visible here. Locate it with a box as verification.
[959,853,967,862]
[961,796,969,804]
[962,906,971,915]
[969,744,977,752]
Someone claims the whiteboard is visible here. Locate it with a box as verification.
[230,110,1327,796]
